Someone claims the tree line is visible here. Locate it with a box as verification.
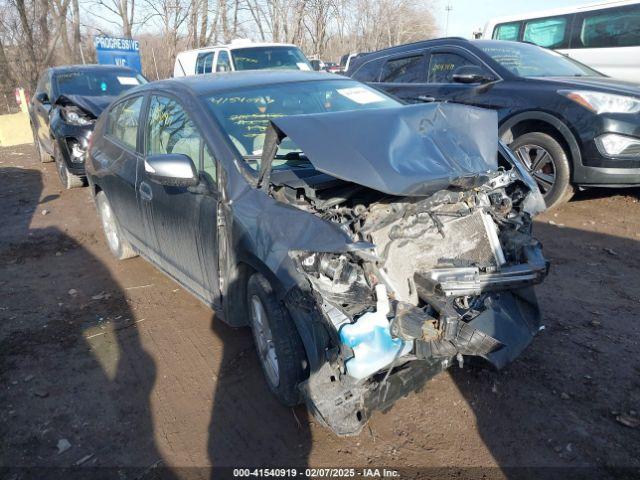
[0,0,437,109]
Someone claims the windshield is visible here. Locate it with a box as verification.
[54,70,146,97]
[205,79,400,171]
[479,42,602,77]
[231,47,312,71]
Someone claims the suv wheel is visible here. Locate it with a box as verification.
[96,191,137,260]
[247,273,308,406]
[54,144,84,189]
[511,132,574,209]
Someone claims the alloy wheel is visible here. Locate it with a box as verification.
[250,295,280,387]
[514,144,557,195]
[99,198,120,254]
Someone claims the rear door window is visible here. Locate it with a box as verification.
[351,60,381,82]
[381,55,426,83]
[522,16,570,49]
[427,52,478,83]
[196,52,214,74]
[493,22,522,41]
[577,5,640,48]
[107,96,144,150]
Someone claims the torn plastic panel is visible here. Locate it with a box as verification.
[267,103,499,196]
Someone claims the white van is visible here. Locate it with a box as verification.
[483,0,640,81]
[173,39,312,77]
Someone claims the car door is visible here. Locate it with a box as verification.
[32,73,53,153]
[422,48,498,108]
[139,94,221,307]
[93,95,147,249]
[372,51,431,103]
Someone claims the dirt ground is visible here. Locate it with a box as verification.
[1,143,640,479]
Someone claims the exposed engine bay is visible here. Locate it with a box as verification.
[255,103,549,435]
[273,161,547,434]
[276,158,547,356]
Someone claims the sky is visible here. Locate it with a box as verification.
[436,0,599,37]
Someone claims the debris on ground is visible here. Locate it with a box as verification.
[33,389,49,398]
[603,248,619,256]
[91,292,111,301]
[57,438,71,454]
[74,454,94,466]
[616,413,640,429]
[68,289,78,296]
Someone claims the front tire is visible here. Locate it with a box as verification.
[96,191,137,260]
[510,132,574,209]
[54,144,84,189]
[247,273,308,406]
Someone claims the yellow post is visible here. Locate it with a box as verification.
[18,88,28,114]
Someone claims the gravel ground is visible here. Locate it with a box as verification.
[1,144,640,479]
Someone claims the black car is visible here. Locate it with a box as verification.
[348,38,640,208]
[29,65,146,189]
[86,71,548,435]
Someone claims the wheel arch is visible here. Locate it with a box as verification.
[224,256,326,371]
[499,111,582,180]
[222,255,288,328]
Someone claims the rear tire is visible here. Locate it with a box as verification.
[32,127,53,163]
[510,132,574,209]
[247,273,308,406]
[96,191,137,260]
[55,144,84,189]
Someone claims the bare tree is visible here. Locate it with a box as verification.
[89,0,138,36]
[142,0,190,77]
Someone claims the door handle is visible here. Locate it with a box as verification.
[416,95,436,103]
[139,181,153,201]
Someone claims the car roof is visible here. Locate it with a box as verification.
[357,37,470,58]
[178,42,298,55]
[48,64,138,75]
[347,37,474,72]
[470,39,538,49]
[139,70,347,96]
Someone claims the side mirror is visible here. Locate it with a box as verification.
[452,65,495,84]
[145,153,199,187]
[35,92,50,104]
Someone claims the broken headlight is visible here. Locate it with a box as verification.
[61,106,94,126]
[299,252,360,284]
[290,250,374,316]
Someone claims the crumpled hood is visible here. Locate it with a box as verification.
[54,94,116,118]
[270,103,499,196]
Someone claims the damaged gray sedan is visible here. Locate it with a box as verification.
[86,71,548,436]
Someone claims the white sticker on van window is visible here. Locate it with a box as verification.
[337,87,385,104]
[117,76,140,85]
[297,62,312,71]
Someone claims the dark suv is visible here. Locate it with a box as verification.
[29,65,146,189]
[348,38,640,208]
